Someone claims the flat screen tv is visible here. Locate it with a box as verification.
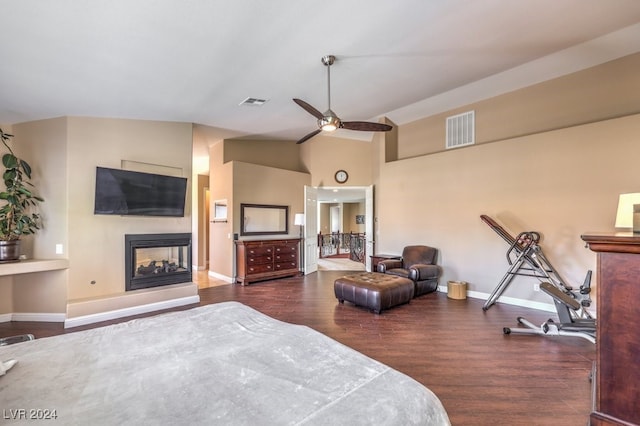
[94,167,187,217]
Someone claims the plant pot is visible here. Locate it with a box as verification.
[0,240,21,262]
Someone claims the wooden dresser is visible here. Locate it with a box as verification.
[235,238,300,285]
[581,232,640,426]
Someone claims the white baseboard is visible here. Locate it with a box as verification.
[0,312,67,323]
[13,312,67,322]
[208,270,233,283]
[437,285,555,313]
[64,295,200,329]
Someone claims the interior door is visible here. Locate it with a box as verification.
[304,186,318,274]
[365,185,374,272]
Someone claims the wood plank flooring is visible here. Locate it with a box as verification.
[0,271,596,425]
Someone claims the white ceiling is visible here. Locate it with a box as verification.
[2,1,640,147]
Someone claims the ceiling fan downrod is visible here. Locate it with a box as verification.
[322,55,335,112]
[320,55,339,131]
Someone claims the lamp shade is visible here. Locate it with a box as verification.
[614,193,640,229]
[294,213,305,226]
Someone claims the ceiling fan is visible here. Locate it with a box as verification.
[293,55,392,144]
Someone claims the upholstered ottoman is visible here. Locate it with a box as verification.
[334,272,415,314]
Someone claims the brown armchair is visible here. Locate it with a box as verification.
[377,245,441,296]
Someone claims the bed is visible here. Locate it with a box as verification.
[0,301,450,425]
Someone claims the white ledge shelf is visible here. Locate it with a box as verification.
[0,259,69,276]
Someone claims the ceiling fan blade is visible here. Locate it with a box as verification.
[293,98,324,120]
[342,121,393,132]
[296,129,322,144]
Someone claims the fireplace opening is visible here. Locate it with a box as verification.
[125,233,192,291]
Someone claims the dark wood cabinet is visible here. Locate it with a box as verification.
[235,239,300,285]
[581,232,640,426]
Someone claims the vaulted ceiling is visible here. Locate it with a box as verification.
[2,1,640,144]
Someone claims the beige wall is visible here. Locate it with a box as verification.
[0,277,12,315]
[399,52,640,159]
[343,202,365,233]
[191,125,217,271]
[208,140,234,280]
[223,139,304,172]
[65,117,193,302]
[193,174,209,270]
[230,161,310,282]
[232,161,310,238]
[378,114,640,308]
[318,203,329,235]
[13,118,68,260]
[317,202,365,235]
[299,134,372,187]
[370,52,640,311]
[5,117,194,317]
[9,119,69,314]
[207,138,311,280]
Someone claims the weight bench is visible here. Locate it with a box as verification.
[503,282,596,343]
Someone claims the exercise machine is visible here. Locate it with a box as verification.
[503,280,596,343]
[480,215,595,343]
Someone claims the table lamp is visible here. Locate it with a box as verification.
[614,193,640,233]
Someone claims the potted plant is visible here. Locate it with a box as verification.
[0,128,44,262]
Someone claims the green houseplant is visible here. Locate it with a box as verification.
[0,128,44,261]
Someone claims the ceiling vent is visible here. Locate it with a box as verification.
[446,110,475,149]
[239,97,268,106]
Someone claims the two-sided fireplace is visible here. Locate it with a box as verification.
[125,233,192,291]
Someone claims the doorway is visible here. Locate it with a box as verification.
[310,185,373,272]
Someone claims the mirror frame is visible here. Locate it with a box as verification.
[240,203,289,236]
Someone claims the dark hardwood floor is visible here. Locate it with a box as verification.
[1,271,595,425]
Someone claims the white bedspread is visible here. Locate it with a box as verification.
[0,302,449,425]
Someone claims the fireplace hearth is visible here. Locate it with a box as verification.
[125,233,192,291]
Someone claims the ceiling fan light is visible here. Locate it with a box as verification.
[319,116,340,132]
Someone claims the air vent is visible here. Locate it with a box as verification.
[446,110,475,149]
[239,97,268,106]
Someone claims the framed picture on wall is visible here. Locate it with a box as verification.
[356,215,365,224]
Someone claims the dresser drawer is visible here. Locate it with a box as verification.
[274,252,297,262]
[247,254,273,265]
[246,263,274,274]
[274,244,298,254]
[275,261,297,270]
[247,246,274,256]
